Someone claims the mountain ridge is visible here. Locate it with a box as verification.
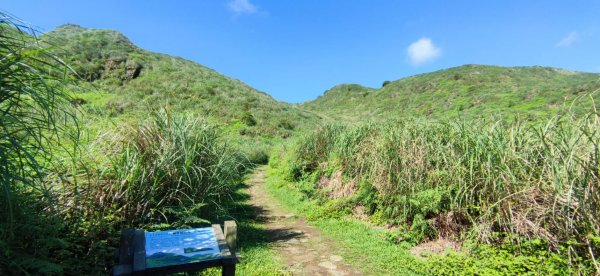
[303,64,600,122]
[43,24,600,125]
[41,24,321,146]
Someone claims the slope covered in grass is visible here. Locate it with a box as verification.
[42,24,321,157]
[5,16,600,275]
[303,65,600,122]
[264,164,581,275]
[0,20,292,274]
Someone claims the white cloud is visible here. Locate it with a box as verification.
[407,37,442,66]
[228,0,258,15]
[557,32,578,47]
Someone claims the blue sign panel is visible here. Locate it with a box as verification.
[145,228,221,268]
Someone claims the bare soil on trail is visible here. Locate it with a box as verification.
[246,166,361,276]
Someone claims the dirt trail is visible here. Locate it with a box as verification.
[246,166,361,276]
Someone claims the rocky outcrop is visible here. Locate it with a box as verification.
[102,57,142,80]
[125,60,142,79]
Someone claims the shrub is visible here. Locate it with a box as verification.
[240,111,257,126]
[278,119,295,130]
[247,148,270,165]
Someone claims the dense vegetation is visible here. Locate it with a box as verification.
[303,65,600,122]
[3,10,600,275]
[0,14,79,274]
[0,15,278,274]
[265,165,590,275]
[271,112,600,273]
[42,24,321,161]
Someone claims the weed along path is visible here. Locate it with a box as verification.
[246,166,362,275]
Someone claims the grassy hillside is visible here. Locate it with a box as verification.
[42,24,321,157]
[304,65,600,122]
[1,21,303,274]
[4,16,600,275]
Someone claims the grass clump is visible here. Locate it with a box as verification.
[4,108,253,274]
[97,109,249,228]
[0,12,82,274]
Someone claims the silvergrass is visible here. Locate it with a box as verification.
[90,108,249,227]
[288,111,600,270]
[1,11,78,274]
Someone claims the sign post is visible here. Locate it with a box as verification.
[113,221,239,276]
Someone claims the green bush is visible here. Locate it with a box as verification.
[278,119,295,130]
[241,111,257,126]
[247,148,270,165]
[420,240,593,275]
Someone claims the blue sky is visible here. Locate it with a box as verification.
[3,1,600,103]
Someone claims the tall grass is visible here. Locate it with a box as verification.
[283,113,600,271]
[1,13,251,273]
[0,12,82,274]
[99,109,248,227]
[0,11,73,224]
[36,109,251,274]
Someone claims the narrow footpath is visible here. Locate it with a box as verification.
[246,166,361,275]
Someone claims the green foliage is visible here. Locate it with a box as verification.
[280,113,600,272]
[0,13,80,274]
[278,119,295,130]
[409,214,436,243]
[355,181,379,215]
[101,109,248,227]
[43,24,138,82]
[266,160,596,275]
[293,124,347,171]
[307,198,354,220]
[240,111,257,126]
[41,24,321,150]
[409,188,448,218]
[1,18,275,274]
[422,240,594,275]
[246,148,270,165]
[20,109,252,274]
[5,11,600,275]
[304,65,600,123]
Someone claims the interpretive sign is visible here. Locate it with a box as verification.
[145,228,221,268]
[113,222,237,276]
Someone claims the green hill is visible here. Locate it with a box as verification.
[303,65,600,122]
[5,17,600,275]
[42,24,320,154]
[40,25,600,132]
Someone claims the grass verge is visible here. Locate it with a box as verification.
[264,166,421,275]
[264,164,588,275]
[205,179,286,276]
